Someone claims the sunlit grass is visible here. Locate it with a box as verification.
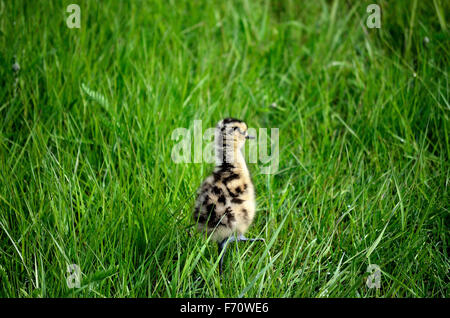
[0,0,448,297]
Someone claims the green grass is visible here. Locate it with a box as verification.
[0,0,448,297]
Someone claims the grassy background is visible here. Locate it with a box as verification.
[0,0,448,297]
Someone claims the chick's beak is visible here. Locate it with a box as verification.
[246,135,255,139]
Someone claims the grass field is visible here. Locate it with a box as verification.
[0,0,448,297]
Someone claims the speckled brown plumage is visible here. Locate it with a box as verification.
[193,118,256,243]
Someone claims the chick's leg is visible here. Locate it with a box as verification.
[217,234,265,276]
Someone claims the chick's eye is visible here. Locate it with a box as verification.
[231,126,242,134]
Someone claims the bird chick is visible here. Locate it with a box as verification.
[193,118,263,275]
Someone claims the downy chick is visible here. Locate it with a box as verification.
[193,118,264,275]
